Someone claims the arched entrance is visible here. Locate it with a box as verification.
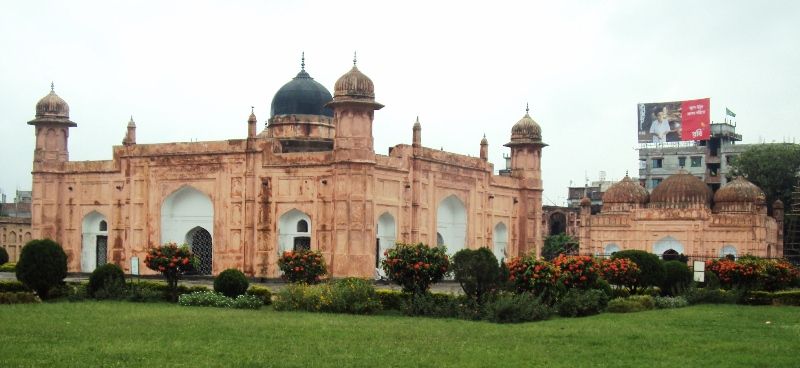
[549,212,566,235]
[376,212,396,268]
[493,222,508,263]
[653,236,685,259]
[278,209,312,253]
[81,211,108,272]
[437,195,467,255]
[161,186,214,245]
[186,226,213,275]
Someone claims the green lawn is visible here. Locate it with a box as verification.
[1,302,798,367]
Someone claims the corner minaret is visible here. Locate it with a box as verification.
[480,134,488,161]
[28,83,76,167]
[123,116,136,146]
[504,104,547,257]
[412,116,422,148]
[326,53,384,161]
[247,107,257,138]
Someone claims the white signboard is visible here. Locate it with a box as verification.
[693,260,705,282]
[131,256,140,276]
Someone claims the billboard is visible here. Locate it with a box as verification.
[638,98,710,143]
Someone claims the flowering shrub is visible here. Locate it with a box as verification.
[654,296,689,309]
[553,255,602,289]
[272,279,381,314]
[144,242,197,302]
[278,250,327,284]
[706,257,799,291]
[178,290,262,310]
[381,243,450,294]
[600,258,641,291]
[506,256,560,301]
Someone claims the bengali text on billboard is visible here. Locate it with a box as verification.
[637,98,710,143]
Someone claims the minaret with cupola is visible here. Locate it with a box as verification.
[325,54,384,276]
[504,104,547,257]
[28,83,76,168]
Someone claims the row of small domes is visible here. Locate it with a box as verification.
[600,171,772,207]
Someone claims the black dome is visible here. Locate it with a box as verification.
[270,69,333,117]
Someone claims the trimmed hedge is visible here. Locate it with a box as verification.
[0,291,41,304]
[245,285,272,305]
[606,295,655,313]
[88,263,126,298]
[452,247,499,302]
[742,290,800,306]
[214,268,249,298]
[16,239,68,299]
[483,292,553,323]
[557,289,608,317]
[0,280,30,292]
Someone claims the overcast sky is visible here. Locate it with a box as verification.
[1,0,799,205]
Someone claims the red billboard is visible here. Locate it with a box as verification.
[638,98,710,143]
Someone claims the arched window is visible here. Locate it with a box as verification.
[604,244,621,257]
[376,213,397,268]
[653,236,685,258]
[493,222,508,263]
[278,209,312,254]
[662,249,680,261]
[549,212,566,236]
[186,226,213,275]
[297,219,309,233]
[99,220,107,232]
[436,195,467,255]
[720,245,737,259]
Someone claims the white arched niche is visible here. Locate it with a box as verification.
[652,236,685,258]
[278,209,312,254]
[376,212,396,268]
[81,211,108,272]
[160,186,214,245]
[493,222,508,263]
[436,195,467,255]
[604,243,621,257]
[720,245,737,259]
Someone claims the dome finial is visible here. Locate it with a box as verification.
[525,102,529,114]
[251,106,254,114]
[625,170,629,177]
[353,51,357,66]
[301,52,305,71]
[50,82,55,92]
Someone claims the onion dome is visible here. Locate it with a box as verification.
[326,54,384,110]
[603,175,649,204]
[649,171,712,209]
[270,55,333,118]
[714,177,764,204]
[505,104,545,147]
[480,134,488,146]
[713,177,766,213]
[28,83,76,126]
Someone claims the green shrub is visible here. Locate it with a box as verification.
[702,270,721,289]
[382,242,450,294]
[0,246,8,265]
[0,262,16,272]
[683,287,738,304]
[765,290,800,306]
[273,280,382,315]
[557,289,608,317]
[88,263,126,298]
[606,295,655,313]
[179,291,234,308]
[498,260,511,291]
[278,250,327,284]
[611,250,665,292]
[15,239,67,299]
[400,292,459,318]
[129,280,209,302]
[67,283,90,302]
[232,294,263,310]
[246,285,272,305]
[0,280,30,292]
[654,296,689,309]
[452,247,499,302]
[214,268,249,298]
[483,292,553,323]
[0,291,41,304]
[376,289,408,310]
[661,261,692,296]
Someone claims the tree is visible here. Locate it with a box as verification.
[452,247,499,303]
[541,233,578,261]
[15,239,67,299]
[144,242,196,302]
[729,143,800,211]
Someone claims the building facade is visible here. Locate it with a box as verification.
[27,62,546,277]
[578,172,782,259]
[0,217,32,263]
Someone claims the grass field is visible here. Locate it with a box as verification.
[1,302,798,367]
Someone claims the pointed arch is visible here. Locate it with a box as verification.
[376,212,396,268]
[720,245,737,259]
[652,236,685,259]
[160,185,214,245]
[493,222,508,263]
[186,226,213,275]
[278,209,312,254]
[81,211,108,272]
[604,243,621,257]
[436,194,467,255]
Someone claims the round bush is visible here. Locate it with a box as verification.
[15,239,67,299]
[611,250,665,292]
[278,250,327,284]
[88,263,126,297]
[452,247,499,301]
[214,268,249,298]
[382,243,450,294]
[0,247,9,266]
[661,261,692,296]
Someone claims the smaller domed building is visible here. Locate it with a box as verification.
[578,171,783,258]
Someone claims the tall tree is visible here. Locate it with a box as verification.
[541,233,578,261]
[729,143,800,211]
